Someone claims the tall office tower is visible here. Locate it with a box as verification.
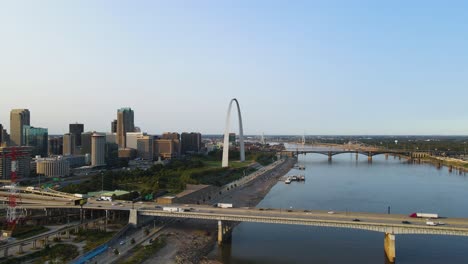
[91,133,106,167]
[154,139,180,159]
[69,123,84,147]
[0,146,32,179]
[162,132,180,140]
[116,107,135,148]
[181,132,202,154]
[0,124,2,144]
[111,119,117,133]
[48,136,63,156]
[126,132,145,149]
[137,135,154,160]
[80,132,93,155]
[63,133,76,156]
[10,109,30,146]
[23,126,48,157]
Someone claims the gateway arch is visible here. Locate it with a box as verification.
[222,98,245,167]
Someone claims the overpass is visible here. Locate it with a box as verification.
[12,201,468,263]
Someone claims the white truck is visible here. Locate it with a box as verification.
[409,212,438,219]
[162,207,179,212]
[217,203,233,208]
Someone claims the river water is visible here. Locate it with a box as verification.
[213,146,468,264]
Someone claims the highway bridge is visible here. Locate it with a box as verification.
[10,200,468,263]
[282,149,430,162]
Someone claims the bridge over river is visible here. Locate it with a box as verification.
[13,201,468,263]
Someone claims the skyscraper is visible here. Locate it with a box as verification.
[63,133,75,156]
[181,132,202,154]
[117,107,134,148]
[23,125,48,157]
[111,119,117,133]
[80,132,93,155]
[137,135,154,160]
[48,136,63,156]
[69,123,84,147]
[1,129,10,147]
[91,133,106,167]
[0,124,3,144]
[10,109,30,146]
[162,132,180,140]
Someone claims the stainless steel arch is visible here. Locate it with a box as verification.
[222,99,245,167]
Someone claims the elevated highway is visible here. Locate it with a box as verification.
[9,200,468,263]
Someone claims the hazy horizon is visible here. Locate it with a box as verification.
[1,1,468,135]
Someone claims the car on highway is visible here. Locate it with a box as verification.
[119,240,126,245]
[402,221,411,224]
[352,219,361,222]
[328,211,335,214]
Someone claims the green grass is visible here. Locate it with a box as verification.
[118,236,166,264]
[203,160,253,168]
[0,244,79,264]
[12,225,49,240]
[73,229,116,251]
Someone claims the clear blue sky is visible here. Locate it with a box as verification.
[1,1,467,135]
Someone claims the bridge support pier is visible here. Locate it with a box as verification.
[328,152,332,162]
[368,155,372,163]
[355,152,358,160]
[384,233,396,263]
[217,220,233,246]
[385,154,389,160]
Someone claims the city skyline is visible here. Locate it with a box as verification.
[1,1,468,135]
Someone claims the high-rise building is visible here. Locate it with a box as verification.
[36,156,70,177]
[48,136,63,156]
[63,133,75,156]
[162,132,180,140]
[126,132,145,149]
[1,128,9,147]
[181,132,202,154]
[0,124,3,144]
[23,125,48,157]
[10,109,30,146]
[111,120,117,133]
[0,146,32,180]
[117,108,135,148]
[80,132,93,155]
[154,139,179,159]
[137,135,154,160]
[91,133,106,167]
[69,123,84,147]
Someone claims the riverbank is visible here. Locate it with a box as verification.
[143,158,296,264]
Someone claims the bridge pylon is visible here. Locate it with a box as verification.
[384,232,396,263]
